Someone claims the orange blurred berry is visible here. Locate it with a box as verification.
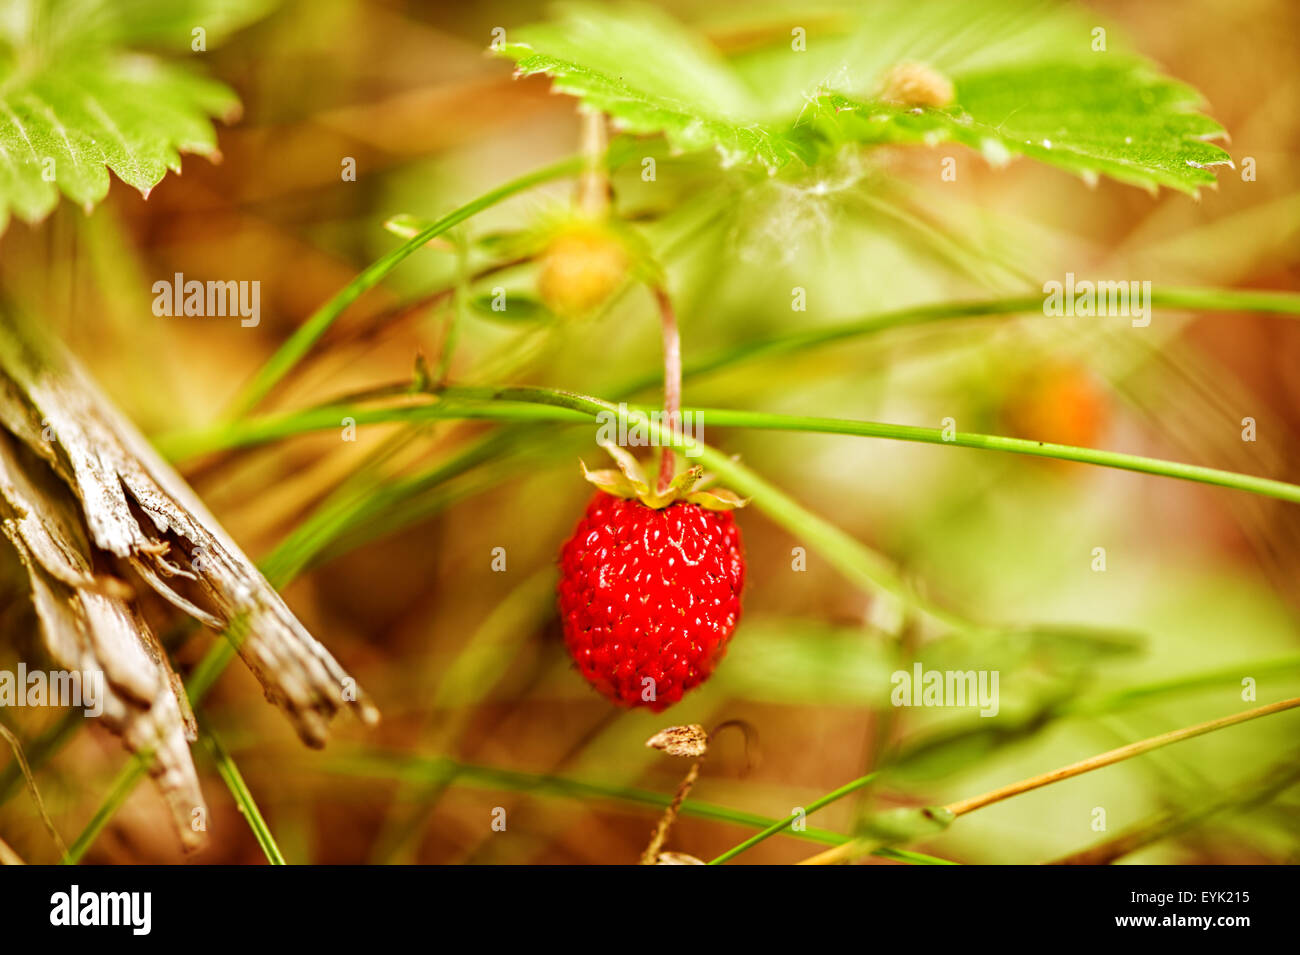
[1001,365,1109,456]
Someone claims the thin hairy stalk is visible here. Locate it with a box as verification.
[654,284,681,492]
[577,110,610,218]
[1051,753,1300,865]
[943,696,1300,817]
[639,759,701,864]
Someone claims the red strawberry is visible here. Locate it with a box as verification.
[557,446,746,710]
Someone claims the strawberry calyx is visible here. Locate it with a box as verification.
[580,440,747,511]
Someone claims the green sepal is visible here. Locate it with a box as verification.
[579,442,748,510]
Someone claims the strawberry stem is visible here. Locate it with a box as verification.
[654,284,681,494]
[639,758,701,864]
[577,110,609,219]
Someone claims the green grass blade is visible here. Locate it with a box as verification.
[165,380,1300,509]
[1151,286,1300,314]
[1061,655,1300,717]
[321,752,953,864]
[199,721,286,865]
[693,408,1300,505]
[709,772,881,865]
[63,716,288,864]
[62,757,149,864]
[614,286,1300,395]
[176,286,1300,457]
[225,154,587,419]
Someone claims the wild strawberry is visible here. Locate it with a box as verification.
[1000,363,1109,461]
[536,221,630,319]
[557,444,746,711]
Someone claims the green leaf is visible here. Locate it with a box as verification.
[468,292,553,323]
[498,2,1230,194]
[82,0,277,48]
[0,0,272,232]
[501,4,815,172]
[813,61,1231,195]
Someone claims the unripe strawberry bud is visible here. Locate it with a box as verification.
[878,61,955,108]
[536,222,629,318]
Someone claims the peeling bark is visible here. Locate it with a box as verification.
[0,308,378,851]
